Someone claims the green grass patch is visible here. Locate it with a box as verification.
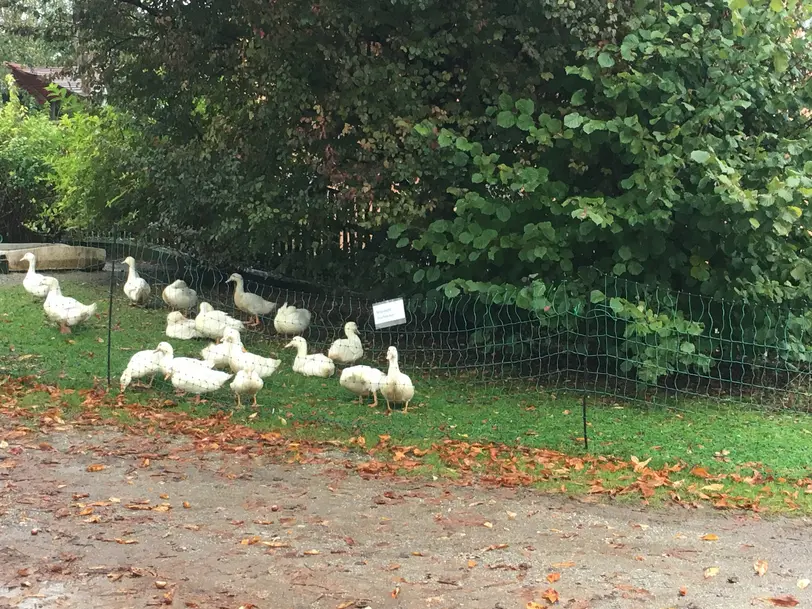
[1,277,811,504]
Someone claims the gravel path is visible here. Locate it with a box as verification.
[1,425,810,609]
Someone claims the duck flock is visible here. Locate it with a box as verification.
[18,252,415,412]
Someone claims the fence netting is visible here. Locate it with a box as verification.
[1,231,811,447]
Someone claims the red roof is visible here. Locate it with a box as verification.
[4,62,87,104]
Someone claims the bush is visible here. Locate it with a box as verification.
[0,77,62,239]
[67,0,638,290]
[397,1,812,383]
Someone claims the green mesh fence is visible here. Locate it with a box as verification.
[2,231,811,454]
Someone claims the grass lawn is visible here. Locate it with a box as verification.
[1,275,811,512]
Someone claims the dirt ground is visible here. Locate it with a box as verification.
[0,424,809,609]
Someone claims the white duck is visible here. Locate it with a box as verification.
[200,327,242,369]
[157,343,215,376]
[162,279,198,311]
[230,368,264,408]
[222,331,281,378]
[284,336,335,378]
[161,345,230,402]
[20,252,52,299]
[380,346,415,413]
[195,301,245,339]
[227,273,276,326]
[120,341,172,392]
[166,311,200,340]
[42,277,97,334]
[327,321,363,364]
[274,302,312,335]
[122,256,151,305]
[340,365,386,407]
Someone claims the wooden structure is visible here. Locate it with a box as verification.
[4,62,87,118]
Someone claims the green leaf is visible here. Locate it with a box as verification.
[414,123,431,137]
[497,93,513,111]
[597,52,615,68]
[455,136,472,151]
[437,131,453,147]
[690,150,711,164]
[769,0,783,11]
[627,261,643,275]
[679,341,696,354]
[496,111,516,128]
[396,237,409,248]
[590,290,606,304]
[388,224,406,239]
[612,262,626,275]
[413,269,426,282]
[618,245,632,261]
[790,265,806,282]
[496,206,511,222]
[773,51,788,73]
[471,173,485,184]
[452,151,469,166]
[516,114,535,131]
[515,98,535,116]
[571,89,586,106]
[749,218,760,229]
[563,113,585,129]
[444,284,461,298]
[609,297,624,314]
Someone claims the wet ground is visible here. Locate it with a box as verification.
[1,425,810,609]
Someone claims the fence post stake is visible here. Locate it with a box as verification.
[582,393,589,451]
[106,230,117,390]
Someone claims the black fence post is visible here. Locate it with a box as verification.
[582,393,589,451]
[106,229,117,390]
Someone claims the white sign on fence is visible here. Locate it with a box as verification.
[372,297,407,329]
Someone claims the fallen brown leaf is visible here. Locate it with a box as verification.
[467,560,477,568]
[485,544,509,551]
[303,549,320,556]
[86,464,106,472]
[551,561,576,568]
[155,581,168,589]
[547,572,561,583]
[704,567,720,579]
[679,586,687,597]
[183,501,191,509]
[701,534,719,541]
[115,539,138,545]
[691,466,711,478]
[755,560,769,577]
[757,595,800,607]
[797,579,810,590]
[541,588,559,604]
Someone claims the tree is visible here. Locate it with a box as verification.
[398,0,812,382]
[67,0,636,289]
[0,0,74,100]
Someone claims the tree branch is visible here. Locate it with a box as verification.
[114,0,160,18]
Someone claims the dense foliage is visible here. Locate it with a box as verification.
[395,0,812,381]
[0,0,74,101]
[5,0,812,386]
[0,78,61,238]
[63,0,636,285]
